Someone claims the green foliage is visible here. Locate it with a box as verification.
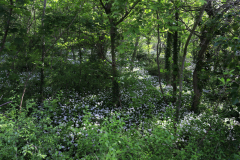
[47,59,112,96]
[1,0,240,159]
[174,111,240,160]
[145,62,165,77]
[1,91,240,159]
[0,101,65,159]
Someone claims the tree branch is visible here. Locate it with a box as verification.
[178,18,201,38]
[99,0,107,12]
[116,0,140,26]
[0,101,12,107]
[216,0,240,14]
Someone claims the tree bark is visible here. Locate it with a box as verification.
[39,0,47,105]
[172,9,179,104]
[191,38,211,113]
[165,31,173,85]
[131,35,140,71]
[96,32,106,60]
[146,34,151,57]
[156,11,167,104]
[110,25,120,107]
[72,45,76,61]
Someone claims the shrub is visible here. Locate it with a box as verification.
[1,92,240,160]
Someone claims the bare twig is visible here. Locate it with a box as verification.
[0,101,12,107]
[178,18,201,37]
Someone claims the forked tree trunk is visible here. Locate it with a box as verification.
[176,1,208,122]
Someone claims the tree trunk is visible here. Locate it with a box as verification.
[99,0,140,108]
[191,0,221,113]
[110,25,120,107]
[96,32,106,60]
[146,35,151,56]
[156,11,167,104]
[172,10,179,104]
[191,38,211,113]
[39,0,47,105]
[165,31,173,85]
[78,46,82,87]
[72,45,76,61]
[131,35,140,71]
[0,0,13,53]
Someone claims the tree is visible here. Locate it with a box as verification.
[191,0,240,113]
[176,0,208,120]
[0,0,13,53]
[172,1,179,103]
[99,0,140,107]
[39,0,47,105]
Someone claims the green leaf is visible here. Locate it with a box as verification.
[199,0,207,5]
[41,155,47,158]
[218,77,225,84]
[226,79,231,83]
